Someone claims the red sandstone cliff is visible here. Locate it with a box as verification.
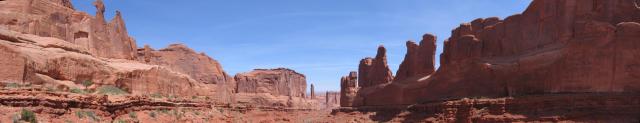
[235,68,307,98]
[0,0,137,60]
[341,0,640,106]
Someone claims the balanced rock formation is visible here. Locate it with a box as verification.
[235,68,307,97]
[395,34,437,82]
[357,46,393,87]
[0,0,230,100]
[0,0,137,60]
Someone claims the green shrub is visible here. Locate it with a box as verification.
[20,109,37,123]
[129,112,137,119]
[75,110,99,121]
[150,93,163,98]
[6,83,21,89]
[75,111,84,119]
[114,119,126,123]
[96,85,128,95]
[81,80,93,89]
[159,109,169,114]
[70,88,89,94]
[149,111,157,118]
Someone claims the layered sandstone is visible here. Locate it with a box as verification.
[340,0,640,108]
[137,44,230,85]
[339,71,358,107]
[0,29,216,97]
[357,46,393,87]
[0,0,137,59]
[425,0,640,101]
[234,68,307,97]
[395,34,437,82]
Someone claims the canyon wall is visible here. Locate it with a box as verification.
[341,0,640,107]
[0,0,320,109]
[235,68,307,98]
[0,0,137,59]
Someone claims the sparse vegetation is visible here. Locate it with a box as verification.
[81,80,93,89]
[20,109,37,123]
[96,85,128,95]
[150,93,163,98]
[158,109,170,115]
[75,110,99,121]
[149,111,157,118]
[6,83,20,88]
[114,119,126,123]
[70,88,89,94]
[194,111,201,115]
[129,112,137,119]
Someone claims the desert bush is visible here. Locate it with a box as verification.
[20,109,37,123]
[70,88,89,94]
[129,112,137,119]
[149,111,157,118]
[97,85,128,95]
[81,80,93,89]
[150,93,163,98]
[75,110,99,121]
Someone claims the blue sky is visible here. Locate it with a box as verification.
[71,0,531,92]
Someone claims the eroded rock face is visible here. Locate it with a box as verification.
[0,0,137,59]
[0,29,212,97]
[340,71,358,107]
[235,68,307,97]
[358,46,393,88]
[136,44,232,85]
[425,0,640,101]
[395,34,437,82]
[341,0,640,107]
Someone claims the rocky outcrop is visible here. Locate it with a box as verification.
[424,0,640,101]
[325,91,340,107]
[340,71,358,107]
[136,44,232,85]
[0,29,218,97]
[358,46,393,87]
[310,84,315,99]
[235,68,307,97]
[394,34,437,82]
[0,0,137,59]
[340,0,640,107]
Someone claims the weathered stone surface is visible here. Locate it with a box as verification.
[0,29,215,97]
[235,68,307,97]
[325,91,340,108]
[395,34,437,82]
[341,0,640,107]
[0,0,137,59]
[358,46,393,88]
[340,71,358,107]
[136,44,231,85]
